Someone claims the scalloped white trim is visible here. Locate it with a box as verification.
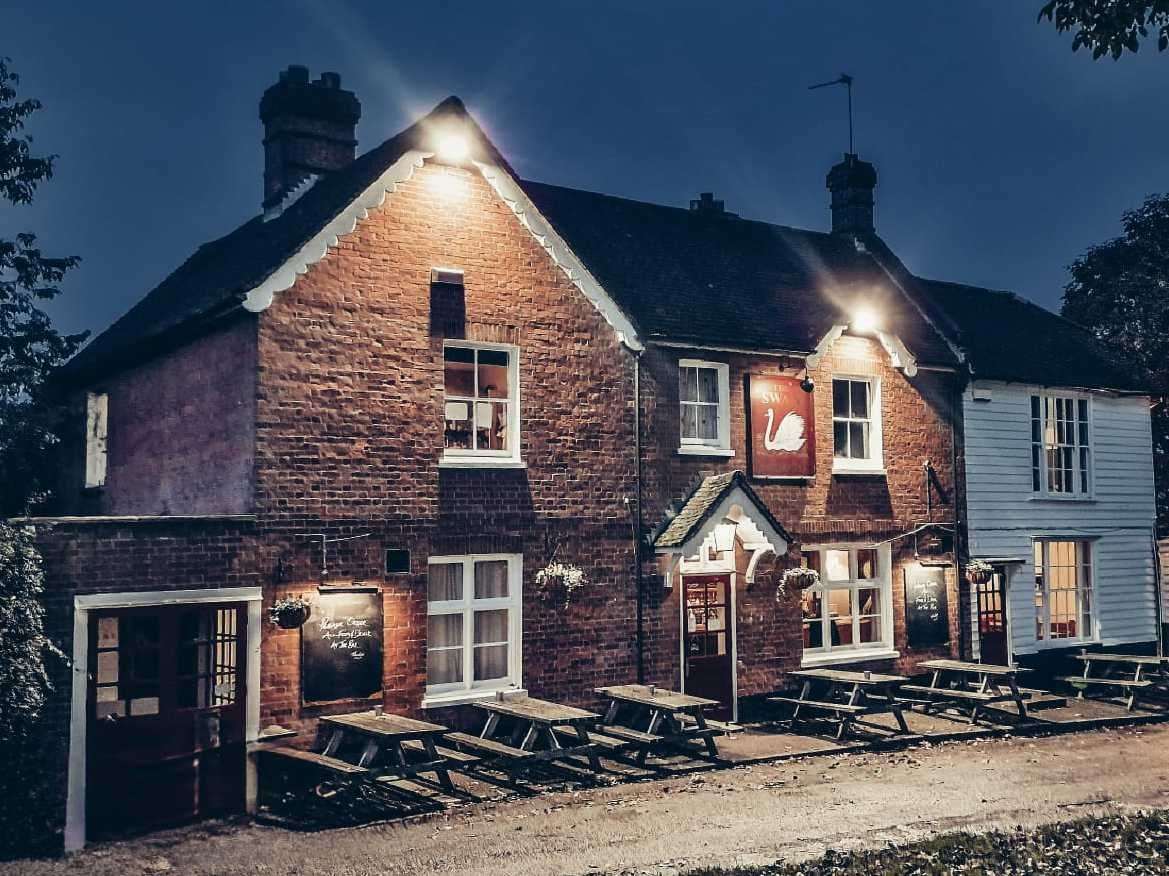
[806,323,918,376]
[262,173,321,222]
[242,150,429,312]
[474,161,643,352]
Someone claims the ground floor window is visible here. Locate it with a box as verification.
[800,544,891,658]
[426,554,522,698]
[1034,539,1093,642]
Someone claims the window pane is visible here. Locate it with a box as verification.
[858,616,881,644]
[828,589,853,646]
[801,551,821,574]
[825,550,850,582]
[444,401,472,450]
[697,403,719,441]
[97,617,119,649]
[475,400,509,451]
[696,367,719,404]
[477,350,509,400]
[833,421,849,457]
[428,563,463,602]
[97,650,119,684]
[857,587,880,615]
[427,614,463,685]
[856,549,877,580]
[444,346,475,396]
[474,644,509,681]
[832,380,849,418]
[474,609,509,645]
[680,404,698,441]
[801,589,823,649]
[428,648,463,686]
[848,422,869,459]
[850,381,869,418]
[679,367,698,403]
[474,560,509,599]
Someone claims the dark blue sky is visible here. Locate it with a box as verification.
[6,1,1167,340]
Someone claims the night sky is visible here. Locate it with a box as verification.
[6,2,1167,342]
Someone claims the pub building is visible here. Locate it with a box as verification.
[21,66,1147,852]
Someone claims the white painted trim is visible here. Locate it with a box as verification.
[831,374,885,474]
[677,447,735,458]
[473,161,643,351]
[801,648,900,668]
[84,392,108,489]
[806,324,846,370]
[440,339,522,466]
[678,358,731,453]
[651,340,809,358]
[422,686,528,710]
[874,330,918,377]
[242,150,429,312]
[65,586,262,852]
[798,543,894,662]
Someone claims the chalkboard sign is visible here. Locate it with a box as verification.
[904,566,949,648]
[301,590,383,703]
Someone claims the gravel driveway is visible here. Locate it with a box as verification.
[8,723,1169,876]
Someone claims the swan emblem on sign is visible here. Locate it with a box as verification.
[763,409,806,453]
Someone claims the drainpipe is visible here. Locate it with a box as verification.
[1153,528,1164,658]
[632,351,646,683]
[951,377,965,660]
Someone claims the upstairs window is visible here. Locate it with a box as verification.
[832,377,882,473]
[442,342,519,463]
[1031,395,1091,495]
[678,360,730,454]
[85,392,108,488]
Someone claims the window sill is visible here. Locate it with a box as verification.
[677,446,735,458]
[800,648,900,668]
[1027,494,1096,504]
[438,458,527,470]
[832,464,887,477]
[1032,638,1097,652]
[422,686,526,709]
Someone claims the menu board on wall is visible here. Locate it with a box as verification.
[746,374,816,479]
[904,566,949,648]
[301,589,383,703]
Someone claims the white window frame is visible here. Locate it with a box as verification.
[799,543,897,666]
[831,375,884,474]
[1033,539,1095,645]
[440,340,523,469]
[424,554,523,707]
[677,359,732,456]
[1030,393,1093,498]
[84,391,108,488]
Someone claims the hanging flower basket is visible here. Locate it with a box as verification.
[535,562,589,609]
[965,560,994,586]
[270,596,312,629]
[779,567,820,602]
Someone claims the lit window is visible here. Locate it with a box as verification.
[1034,540,1093,642]
[801,545,889,658]
[85,391,108,488]
[678,360,730,453]
[832,377,882,472]
[443,343,519,461]
[1031,395,1091,495]
[426,555,522,699]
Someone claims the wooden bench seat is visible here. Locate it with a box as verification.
[552,727,629,751]
[445,731,533,760]
[262,745,369,776]
[900,684,1000,702]
[401,739,480,764]
[767,695,865,714]
[1058,676,1153,689]
[595,724,663,745]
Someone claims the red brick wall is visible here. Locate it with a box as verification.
[55,317,257,516]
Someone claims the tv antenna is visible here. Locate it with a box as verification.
[809,73,854,154]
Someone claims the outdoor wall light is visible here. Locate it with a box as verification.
[435,131,470,164]
[851,306,880,334]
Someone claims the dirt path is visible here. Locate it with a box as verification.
[10,724,1169,876]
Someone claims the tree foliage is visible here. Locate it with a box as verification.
[0,56,86,517]
[1039,0,1169,58]
[1061,194,1169,532]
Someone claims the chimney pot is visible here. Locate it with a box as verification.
[826,153,877,235]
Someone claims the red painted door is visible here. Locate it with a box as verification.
[87,604,247,840]
[976,571,1009,665]
[683,575,734,719]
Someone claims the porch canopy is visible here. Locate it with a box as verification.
[653,471,793,587]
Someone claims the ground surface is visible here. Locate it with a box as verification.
[8,723,1169,875]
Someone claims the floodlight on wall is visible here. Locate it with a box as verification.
[851,306,880,334]
[435,131,469,164]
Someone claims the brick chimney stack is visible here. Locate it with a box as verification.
[259,65,361,212]
[826,153,877,235]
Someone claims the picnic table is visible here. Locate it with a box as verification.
[262,710,465,794]
[595,684,721,764]
[768,668,911,740]
[446,695,604,771]
[1058,651,1166,711]
[904,659,1030,723]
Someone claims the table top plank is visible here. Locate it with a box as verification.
[791,668,908,685]
[475,695,599,724]
[917,659,1028,676]
[596,684,719,711]
[320,711,448,739]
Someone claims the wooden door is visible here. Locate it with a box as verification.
[87,604,247,840]
[683,575,733,718]
[975,571,1009,665]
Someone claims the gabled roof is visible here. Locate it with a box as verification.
[918,278,1146,392]
[520,181,958,367]
[654,470,793,551]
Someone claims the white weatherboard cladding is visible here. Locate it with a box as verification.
[963,382,1158,657]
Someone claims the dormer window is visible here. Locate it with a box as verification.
[678,359,731,456]
[442,341,521,466]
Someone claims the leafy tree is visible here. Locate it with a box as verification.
[1039,0,1169,58]
[1061,194,1169,533]
[1,56,86,518]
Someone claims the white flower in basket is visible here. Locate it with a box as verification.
[535,561,589,608]
[269,595,312,629]
[965,559,994,584]
[778,567,821,602]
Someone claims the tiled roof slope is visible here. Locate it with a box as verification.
[654,470,793,550]
[918,278,1146,392]
[519,181,957,366]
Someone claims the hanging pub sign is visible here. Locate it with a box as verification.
[746,374,816,479]
[301,588,383,703]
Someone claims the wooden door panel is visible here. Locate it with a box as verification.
[683,575,734,717]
